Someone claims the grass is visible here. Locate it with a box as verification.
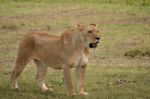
[0,0,150,99]
[0,65,150,99]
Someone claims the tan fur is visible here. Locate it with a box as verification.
[10,24,100,96]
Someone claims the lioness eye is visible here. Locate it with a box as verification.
[88,31,92,33]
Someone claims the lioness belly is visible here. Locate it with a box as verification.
[33,51,63,70]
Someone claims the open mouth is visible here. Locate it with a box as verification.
[89,42,99,48]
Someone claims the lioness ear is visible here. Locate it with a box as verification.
[77,24,84,31]
[90,24,97,27]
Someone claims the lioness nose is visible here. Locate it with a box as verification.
[96,37,100,40]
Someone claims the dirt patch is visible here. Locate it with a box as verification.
[117,17,150,24]
[0,8,83,21]
[119,39,144,48]
[99,17,150,25]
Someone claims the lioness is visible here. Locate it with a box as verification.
[11,24,100,96]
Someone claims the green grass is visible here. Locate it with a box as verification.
[0,1,150,99]
[0,65,150,99]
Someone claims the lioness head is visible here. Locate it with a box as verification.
[77,24,101,48]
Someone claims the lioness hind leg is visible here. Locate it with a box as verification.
[11,57,28,90]
[34,60,53,92]
[11,44,33,90]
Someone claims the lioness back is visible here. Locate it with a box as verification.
[18,32,63,69]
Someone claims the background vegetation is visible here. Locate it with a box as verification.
[0,0,150,6]
[0,0,150,99]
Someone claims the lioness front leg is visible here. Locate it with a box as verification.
[76,65,88,96]
[63,66,75,96]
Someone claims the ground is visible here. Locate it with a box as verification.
[0,1,150,99]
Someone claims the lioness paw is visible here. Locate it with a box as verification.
[77,91,89,96]
[48,87,54,92]
[11,83,18,90]
[42,87,54,92]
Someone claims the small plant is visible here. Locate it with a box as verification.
[1,24,18,30]
[142,48,150,57]
[47,25,52,30]
[109,0,112,4]
[142,0,146,6]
